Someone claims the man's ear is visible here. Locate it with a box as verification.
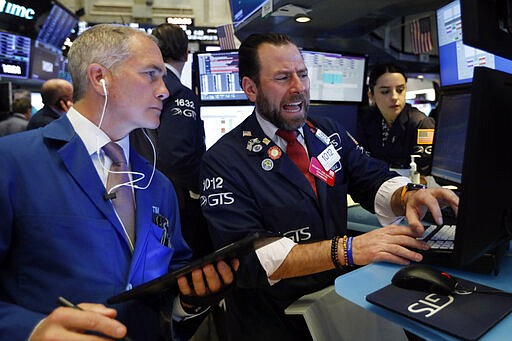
[87,64,109,97]
[242,76,257,102]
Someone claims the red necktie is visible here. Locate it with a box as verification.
[103,142,136,245]
[276,129,317,196]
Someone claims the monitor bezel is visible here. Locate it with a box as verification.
[451,67,512,269]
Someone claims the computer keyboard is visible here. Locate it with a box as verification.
[419,224,456,250]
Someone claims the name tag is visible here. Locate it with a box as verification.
[309,157,335,186]
[317,144,340,171]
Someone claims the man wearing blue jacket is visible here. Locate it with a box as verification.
[0,24,236,341]
[200,32,458,340]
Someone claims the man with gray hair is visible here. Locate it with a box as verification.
[0,24,237,341]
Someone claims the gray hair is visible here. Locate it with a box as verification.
[67,24,158,101]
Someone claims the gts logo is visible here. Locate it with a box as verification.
[283,227,312,242]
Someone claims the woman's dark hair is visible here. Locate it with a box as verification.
[368,63,407,94]
[238,32,296,86]
[152,23,188,62]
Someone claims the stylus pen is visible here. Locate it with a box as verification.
[58,296,133,341]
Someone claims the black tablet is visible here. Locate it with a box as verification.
[108,232,278,304]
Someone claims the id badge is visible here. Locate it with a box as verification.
[317,144,341,171]
[309,157,335,186]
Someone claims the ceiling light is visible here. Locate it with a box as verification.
[271,4,312,23]
[295,14,311,23]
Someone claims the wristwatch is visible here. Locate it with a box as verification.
[400,183,427,207]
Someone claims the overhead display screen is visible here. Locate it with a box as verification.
[0,30,30,79]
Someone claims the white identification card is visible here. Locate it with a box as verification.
[317,144,340,171]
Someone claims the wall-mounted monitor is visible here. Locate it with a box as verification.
[36,0,78,49]
[194,50,249,105]
[29,40,62,81]
[0,31,31,79]
[229,0,267,28]
[436,0,512,87]
[0,1,77,49]
[461,0,512,61]
[301,49,368,103]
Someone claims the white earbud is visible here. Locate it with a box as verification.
[100,79,107,96]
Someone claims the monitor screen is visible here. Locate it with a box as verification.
[436,0,512,87]
[194,50,248,105]
[0,1,77,48]
[201,105,254,149]
[29,40,62,80]
[430,88,472,185]
[229,0,266,28]
[30,91,43,113]
[181,53,193,90]
[35,0,77,48]
[301,49,367,103]
[0,30,31,79]
[452,66,512,268]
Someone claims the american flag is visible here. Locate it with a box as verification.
[410,17,433,54]
[217,23,237,50]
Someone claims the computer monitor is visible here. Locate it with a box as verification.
[194,50,249,105]
[35,0,78,49]
[300,49,367,103]
[460,0,512,61]
[0,31,31,79]
[430,86,472,186]
[229,0,267,28]
[453,67,512,269]
[432,67,512,271]
[0,1,77,49]
[201,105,254,149]
[30,40,62,81]
[30,91,43,113]
[436,0,512,87]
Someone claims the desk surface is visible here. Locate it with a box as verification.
[335,257,512,340]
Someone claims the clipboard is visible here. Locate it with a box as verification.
[108,232,278,304]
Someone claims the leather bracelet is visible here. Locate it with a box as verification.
[400,185,408,208]
[331,235,342,269]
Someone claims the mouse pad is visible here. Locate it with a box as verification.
[366,277,512,340]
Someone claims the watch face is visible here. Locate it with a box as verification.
[406,183,427,191]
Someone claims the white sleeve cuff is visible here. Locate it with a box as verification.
[172,296,210,321]
[375,176,410,226]
[256,237,297,286]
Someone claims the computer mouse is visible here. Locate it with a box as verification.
[391,264,457,295]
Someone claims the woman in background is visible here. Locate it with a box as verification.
[357,63,435,175]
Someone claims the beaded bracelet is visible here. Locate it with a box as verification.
[347,236,354,267]
[342,235,348,267]
[330,235,342,269]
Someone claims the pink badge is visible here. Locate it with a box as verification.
[309,157,335,186]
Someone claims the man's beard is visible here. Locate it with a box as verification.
[256,91,309,130]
